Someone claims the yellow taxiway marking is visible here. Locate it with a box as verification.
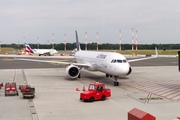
[2,58,15,61]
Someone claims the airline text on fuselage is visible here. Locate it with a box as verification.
[96,54,107,59]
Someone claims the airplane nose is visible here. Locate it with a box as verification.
[117,63,130,75]
[121,64,129,73]
[110,63,130,76]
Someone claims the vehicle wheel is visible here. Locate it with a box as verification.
[5,94,7,97]
[101,95,106,101]
[89,97,94,102]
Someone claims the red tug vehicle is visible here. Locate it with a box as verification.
[80,82,111,102]
[19,85,35,99]
[5,82,19,96]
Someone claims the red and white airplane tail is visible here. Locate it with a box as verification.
[24,42,34,54]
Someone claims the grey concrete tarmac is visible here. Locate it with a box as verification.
[0,56,179,120]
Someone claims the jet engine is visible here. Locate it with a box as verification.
[126,67,132,75]
[66,65,80,78]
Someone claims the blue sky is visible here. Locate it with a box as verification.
[0,0,180,44]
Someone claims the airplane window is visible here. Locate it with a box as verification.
[123,59,127,63]
[117,60,122,63]
[111,60,114,63]
[113,60,116,63]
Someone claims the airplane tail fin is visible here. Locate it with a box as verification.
[24,42,34,53]
[75,30,81,51]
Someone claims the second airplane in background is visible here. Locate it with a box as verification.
[25,42,58,56]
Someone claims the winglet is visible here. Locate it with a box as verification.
[75,30,81,51]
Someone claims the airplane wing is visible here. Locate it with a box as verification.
[127,47,158,62]
[14,58,90,67]
[14,58,70,64]
[15,47,158,66]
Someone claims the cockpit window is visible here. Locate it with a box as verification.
[111,59,127,63]
[117,60,122,63]
[123,59,127,63]
[111,59,116,63]
[111,60,114,63]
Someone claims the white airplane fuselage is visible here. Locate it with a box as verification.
[74,51,130,76]
[33,49,58,56]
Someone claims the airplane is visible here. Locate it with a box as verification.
[24,42,58,56]
[15,30,158,86]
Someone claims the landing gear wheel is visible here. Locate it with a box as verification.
[114,81,119,86]
[114,76,119,86]
[117,82,119,86]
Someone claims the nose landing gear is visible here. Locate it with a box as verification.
[114,76,119,86]
[106,74,120,86]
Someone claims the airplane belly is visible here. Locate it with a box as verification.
[95,63,108,72]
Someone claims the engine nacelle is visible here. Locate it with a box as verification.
[66,65,80,78]
[126,67,132,76]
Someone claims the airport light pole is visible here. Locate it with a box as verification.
[52,33,54,49]
[18,41,19,52]
[132,28,134,55]
[85,32,87,51]
[96,32,98,51]
[136,30,138,55]
[119,30,122,53]
[64,34,66,55]
[37,37,39,49]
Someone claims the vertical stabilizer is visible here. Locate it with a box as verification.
[24,42,34,53]
[75,30,81,51]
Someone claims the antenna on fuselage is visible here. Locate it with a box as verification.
[75,30,81,51]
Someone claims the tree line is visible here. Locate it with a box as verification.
[2,43,180,50]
